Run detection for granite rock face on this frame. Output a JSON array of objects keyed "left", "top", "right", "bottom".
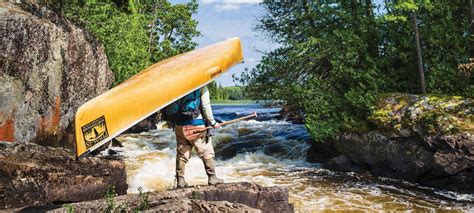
[
  {"left": 308, "top": 93, "right": 474, "bottom": 193},
  {"left": 0, "top": 142, "right": 128, "bottom": 210},
  {"left": 31, "top": 182, "right": 293, "bottom": 213},
  {"left": 0, "top": 3, "right": 114, "bottom": 148}
]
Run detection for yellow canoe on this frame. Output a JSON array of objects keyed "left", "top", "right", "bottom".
[{"left": 75, "top": 38, "right": 243, "bottom": 158}]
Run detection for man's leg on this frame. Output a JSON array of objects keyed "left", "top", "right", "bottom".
[
  {"left": 192, "top": 136, "right": 224, "bottom": 185},
  {"left": 175, "top": 126, "right": 192, "bottom": 188}
]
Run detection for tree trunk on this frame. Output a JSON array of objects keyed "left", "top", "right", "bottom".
[
  {"left": 411, "top": 11, "right": 427, "bottom": 94},
  {"left": 470, "top": 0, "right": 474, "bottom": 59},
  {"left": 366, "top": 0, "right": 377, "bottom": 57},
  {"left": 351, "top": 0, "right": 358, "bottom": 16},
  {"left": 147, "top": 2, "right": 158, "bottom": 54},
  {"left": 366, "top": 0, "right": 373, "bottom": 16}
]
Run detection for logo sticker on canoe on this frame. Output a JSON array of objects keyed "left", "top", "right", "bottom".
[
  {"left": 210, "top": 69, "right": 222, "bottom": 78},
  {"left": 81, "top": 116, "right": 109, "bottom": 149}
]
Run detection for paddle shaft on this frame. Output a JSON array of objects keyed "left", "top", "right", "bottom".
[
  {"left": 193, "top": 112, "right": 257, "bottom": 133},
  {"left": 213, "top": 112, "right": 257, "bottom": 128}
]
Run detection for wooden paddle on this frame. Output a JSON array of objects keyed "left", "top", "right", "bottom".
[
  {"left": 213, "top": 112, "right": 257, "bottom": 128},
  {"left": 184, "top": 112, "right": 257, "bottom": 139}
]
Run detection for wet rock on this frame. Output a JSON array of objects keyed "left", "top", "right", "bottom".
[
  {"left": 24, "top": 182, "right": 293, "bottom": 213},
  {"left": 309, "top": 93, "right": 474, "bottom": 193},
  {"left": 0, "top": 3, "right": 114, "bottom": 148},
  {"left": 238, "top": 127, "right": 257, "bottom": 136},
  {"left": 125, "top": 112, "right": 160, "bottom": 134},
  {"left": 277, "top": 105, "right": 305, "bottom": 124},
  {"left": 327, "top": 154, "right": 360, "bottom": 172},
  {"left": 216, "top": 141, "right": 262, "bottom": 160},
  {"left": 0, "top": 142, "right": 127, "bottom": 209},
  {"left": 312, "top": 132, "right": 474, "bottom": 193},
  {"left": 263, "top": 143, "right": 288, "bottom": 157}
]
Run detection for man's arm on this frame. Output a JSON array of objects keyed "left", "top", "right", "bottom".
[{"left": 201, "top": 86, "right": 220, "bottom": 128}]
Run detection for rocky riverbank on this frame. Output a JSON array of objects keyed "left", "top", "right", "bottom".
[
  {"left": 0, "top": 142, "right": 294, "bottom": 212},
  {"left": 11, "top": 181, "right": 293, "bottom": 212},
  {"left": 0, "top": 142, "right": 128, "bottom": 209},
  {"left": 307, "top": 93, "right": 473, "bottom": 193}
]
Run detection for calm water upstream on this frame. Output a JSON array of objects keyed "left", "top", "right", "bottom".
[{"left": 106, "top": 104, "right": 474, "bottom": 212}]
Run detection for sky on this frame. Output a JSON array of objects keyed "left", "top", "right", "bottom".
[
  {"left": 170, "top": 0, "right": 385, "bottom": 86},
  {"left": 170, "top": 0, "right": 272, "bottom": 86}
]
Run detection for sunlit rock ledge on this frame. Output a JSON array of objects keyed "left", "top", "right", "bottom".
[
  {"left": 0, "top": 142, "right": 128, "bottom": 210},
  {"left": 308, "top": 93, "right": 473, "bottom": 193},
  {"left": 15, "top": 182, "right": 293, "bottom": 213}
]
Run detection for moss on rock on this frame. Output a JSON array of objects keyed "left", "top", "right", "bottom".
[{"left": 369, "top": 93, "right": 473, "bottom": 135}]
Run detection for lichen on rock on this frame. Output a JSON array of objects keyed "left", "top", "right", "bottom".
[
  {"left": 0, "top": 2, "right": 114, "bottom": 148},
  {"left": 369, "top": 93, "right": 473, "bottom": 135}
]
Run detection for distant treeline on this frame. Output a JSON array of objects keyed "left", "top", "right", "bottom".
[{"left": 207, "top": 81, "right": 250, "bottom": 101}]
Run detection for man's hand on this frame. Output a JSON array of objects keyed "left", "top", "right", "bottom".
[{"left": 212, "top": 122, "right": 221, "bottom": 129}]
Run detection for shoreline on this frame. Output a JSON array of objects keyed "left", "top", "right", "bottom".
[{"left": 212, "top": 100, "right": 257, "bottom": 105}]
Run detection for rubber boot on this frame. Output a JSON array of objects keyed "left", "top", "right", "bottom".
[
  {"left": 176, "top": 159, "right": 188, "bottom": 188},
  {"left": 202, "top": 158, "right": 224, "bottom": 185}
]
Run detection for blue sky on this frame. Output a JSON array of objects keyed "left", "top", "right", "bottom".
[
  {"left": 170, "top": 0, "right": 385, "bottom": 86},
  {"left": 170, "top": 0, "right": 272, "bottom": 86}
]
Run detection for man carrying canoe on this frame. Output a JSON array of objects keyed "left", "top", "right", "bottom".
[{"left": 162, "top": 86, "right": 224, "bottom": 188}]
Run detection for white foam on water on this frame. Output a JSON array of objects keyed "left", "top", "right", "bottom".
[
  {"left": 125, "top": 150, "right": 213, "bottom": 193},
  {"left": 432, "top": 188, "right": 474, "bottom": 202},
  {"left": 127, "top": 155, "right": 175, "bottom": 193}
]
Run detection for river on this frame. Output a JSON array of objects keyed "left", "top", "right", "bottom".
[{"left": 106, "top": 104, "right": 474, "bottom": 212}]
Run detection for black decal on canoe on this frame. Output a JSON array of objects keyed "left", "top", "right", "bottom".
[
  {"left": 210, "top": 69, "right": 222, "bottom": 78},
  {"left": 81, "top": 115, "right": 109, "bottom": 149}
]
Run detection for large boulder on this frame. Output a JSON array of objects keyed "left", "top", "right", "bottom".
[
  {"left": 20, "top": 182, "right": 293, "bottom": 213},
  {"left": 308, "top": 93, "right": 474, "bottom": 193},
  {"left": 0, "top": 142, "right": 128, "bottom": 209},
  {"left": 0, "top": 3, "right": 114, "bottom": 148}
]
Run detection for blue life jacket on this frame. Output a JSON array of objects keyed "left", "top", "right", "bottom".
[{"left": 162, "top": 89, "right": 202, "bottom": 124}]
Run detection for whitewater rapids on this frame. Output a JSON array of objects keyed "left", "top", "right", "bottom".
[{"left": 104, "top": 104, "right": 473, "bottom": 212}]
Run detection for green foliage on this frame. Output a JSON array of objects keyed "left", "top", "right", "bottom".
[
  {"left": 240, "top": 1, "right": 473, "bottom": 141},
  {"left": 417, "top": 2, "right": 472, "bottom": 95},
  {"left": 104, "top": 185, "right": 116, "bottom": 213},
  {"left": 63, "top": 2, "right": 149, "bottom": 84},
  {"left": 135, "top": 186, "right": 150, "bottom": 211},
  {"left": 63, "top": 203, "right": 74, "bottom": 213},
  {"left": 61, "top": 0, "right": 200, "bottom": 85},
  {"left": 148, "top": 1, "right": 200, "bottom": 62}
]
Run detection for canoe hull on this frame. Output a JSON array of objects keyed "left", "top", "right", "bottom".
[{"left": 75, "top": 38, "right": 243, "bottom": 158}]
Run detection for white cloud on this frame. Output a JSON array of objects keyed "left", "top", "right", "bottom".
[
  {"left": 201, "top": 0, "right": 262, "bottom": 4},
  {"left": 200, "top": 0, "right": 262, "bottom": 11},
  {"left": 215, "top": 3, "right": 240, "bottom": 11}
]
